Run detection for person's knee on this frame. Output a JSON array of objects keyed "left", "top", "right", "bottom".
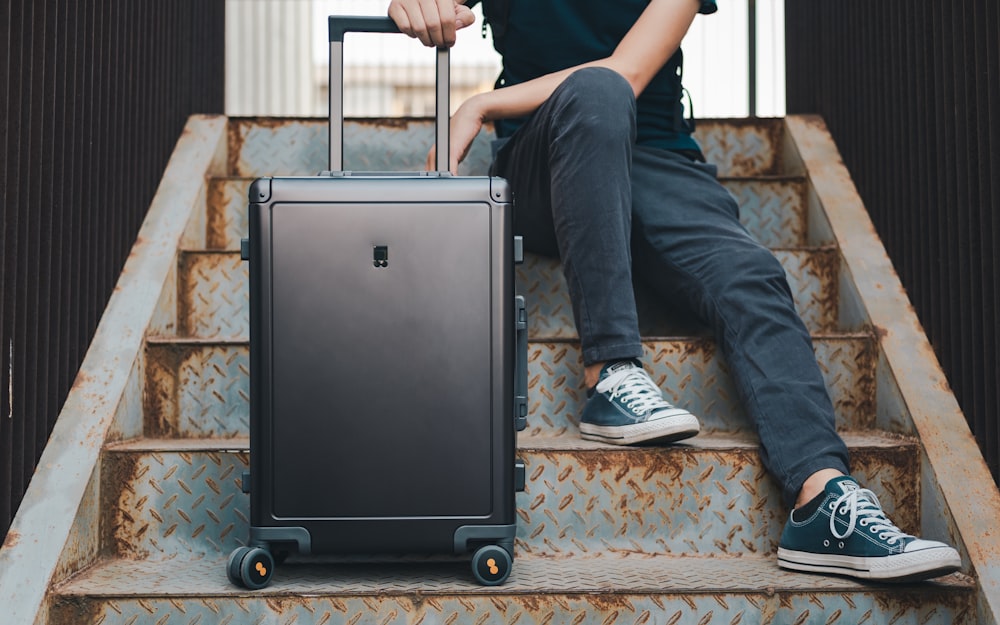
[
  {"left": 550, "top": 67, "right": 636, "bottom": 139},
  {"left": 563, "top": 66, "right": 634, "bottom": 99}
]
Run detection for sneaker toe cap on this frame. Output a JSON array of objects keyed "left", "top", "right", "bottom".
[{"left": 903, "top": 538, "right": 957, "bottom": 554}]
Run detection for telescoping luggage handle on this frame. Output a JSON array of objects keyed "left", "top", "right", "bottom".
[{"left": 328, "top": 16, "right": 450, "bottom": 173}]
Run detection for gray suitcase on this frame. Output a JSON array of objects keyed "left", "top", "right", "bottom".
[{"left": 227, "top": 16, "right": 527, "bottom": 589}]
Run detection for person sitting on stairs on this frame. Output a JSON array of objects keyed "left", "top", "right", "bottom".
[{"left": 387, "top": 0, "right": 962, "bottom": 582}]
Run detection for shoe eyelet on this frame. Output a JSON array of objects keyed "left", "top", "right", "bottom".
[
  {"left": 828, "top": 503, "right": 835, "bottom": 510},
  {"left": 838, "top": 542, "right": 845, "bottom": 549},
  {"left": 859, "top": 519, "right": 868, "bottom": 526},
  {"left": 823, "top": 540, "right": 830, "bottom": 547}
]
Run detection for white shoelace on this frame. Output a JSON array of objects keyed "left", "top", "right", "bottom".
[
  {"left": 829, "top": 487, "right": 913, "bottom": 544},
  {"left": 595, "top": 366, "right": 673, "bottom": 415}
]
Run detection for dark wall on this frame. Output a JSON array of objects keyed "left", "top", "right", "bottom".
[
  {"left": 786, "top": 1, "right": 1000, "bottom": 485},
  {"left": 0, "top": 0, "right": 225, "bottom": 541}
]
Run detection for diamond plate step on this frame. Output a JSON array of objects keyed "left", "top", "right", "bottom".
[
  {"left": 227, "top": 118, "right": 789, "bottom": 179},
  {"left": 101, "top": 432, "right": 914, "bottom": 560},
  {"left": 176, "top": 251, "right": 246, "bottom": 338},
  {"left": 48, "top": 554, "right": 976, "bottom": 625},
  {"left": 523, "top": 247, "right": 839, "bottom": 337},
  {"left": 142, "top": 335, "right": 876, "bottom": 439},
  {"left": 175, "top": 245, "right": 838, "bottom": 340},
  {"left": 205, "top": 175, "right": 809, "bottom": 251}
]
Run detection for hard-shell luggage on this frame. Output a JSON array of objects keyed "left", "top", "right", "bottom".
[{"left": 226, "top": 15, "right": 528, "bottom": 589}]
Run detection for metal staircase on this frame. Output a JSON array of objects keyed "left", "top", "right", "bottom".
[{"left": 2, "top": 115, "right": 998, "bottom": 625}]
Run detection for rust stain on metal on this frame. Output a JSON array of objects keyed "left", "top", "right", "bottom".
[
  {"left": 692, "top": 337, "right": 716, "bottom": 359},
  {"left": 851, "top": 446, "right": 920, "bottom": 532},
  {"left": 70, "top": 371, "right": 92, "bottom": 392},
  {"left": 702, "top": 119, "right": 784, "bottom": 176},
  {"left": 206, "top": 179, "right": 232, "bottom": 250},
  {"left": 230, "top": 116, "right": 308, "bottom": 131},
  {"left": 143, "top": 344, "right": 182, "bottom": 438},
  {"left": 532, "top": 448, "right": 703, "bottom": 487},
  {"left": 853, "top": 336, "right": 879, "bottom": 425},
  {"left": 353, "top": 117, "right": 417, "bottom": 130},
  {"left": 227, "top": 119, "right": 255, "bottom": 175},
  {"left": 100, "top": 452, "right": 148, "bottom": 560},
  {"left": 131, "top": 235, "right": 147, "bottom": 254},
  {"left": 2, "top": 529, "right": 19, "bottom": 549},
  {"left": 175, "top": 253, "right": 195, "bottom": 338},
  {"left": 872, "top": 583, "right": 977, "bottom": 615},
  {"left": 802, "top": 246, "right": 840, "bottom": 323},
  {"left": 48, "top": 597, "right": 102, "bottom": 625}
]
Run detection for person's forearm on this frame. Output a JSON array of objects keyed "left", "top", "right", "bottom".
[{"left": 469, "top": 0, "right": 700, "bottom": 124}]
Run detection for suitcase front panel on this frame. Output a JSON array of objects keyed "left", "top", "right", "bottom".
[{"left": 269, "top": 200, "right": 495, "bottom": 519}]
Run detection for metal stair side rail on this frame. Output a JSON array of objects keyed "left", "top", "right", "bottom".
[
  {"left": 786, "top": 114, "right": 1000, "bottom": 624},
  {"left": 0, "top": 116, "right": 229, "bottom": 625}
]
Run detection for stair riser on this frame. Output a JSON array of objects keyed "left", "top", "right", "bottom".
[
  {"left": 49, "top": 590, "right": 975, "bottom": 625},
  {"left": 143, "top": 338, "right": 876, "bottom": 439},
  {"left": 186, "top": 248, "right": 840, "bottom": 342},
  {"left": 227, "top": 118, "right": 787, "bottom": 179},
  {"left": 206, "top": 176, "right": 809, "bottom": 251},
  {"left": 177, "top": 245, "right": 838, "bottom": 340},
  {"left": 522, "top": 248, "right": 839, "bottom": 338},
  {"left": 102, "top": 446, "right": 916, "bottom": 560}
]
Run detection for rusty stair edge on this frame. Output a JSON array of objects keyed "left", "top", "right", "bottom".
[
  {"left": 785, "top": 114, "right": 1000, "bottom": 625},
  {"left": 0, "top": 115, "right": 230, "bottom": 625}
]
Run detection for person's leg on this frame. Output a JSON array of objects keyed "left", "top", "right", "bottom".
[
  {"left": 628, "top": 145, "right": 959, "bottom": 580},
  {"left": 492, "top": 67, "right": 641, "bottom": 367},
  {"left": 491, "top": 68, "right": 698, "bottom": 444},
  {"left": 629, "top": 146, "right": 849, "bottom": 500}
]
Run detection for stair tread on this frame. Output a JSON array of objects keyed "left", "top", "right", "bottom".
[
  {"left": 144, "top": 332, "right": 873, "bottom": 345},
  {"left": 208, "top": 173, "right": 811, "bottom": 183},
  {"left": 55, "top": 552, "right": 973, "bottom": 597},
  {"left": 182, "top": 243, "right": 831, "bottom": 254},
  {"left": 106, "top": 430, "right": 916, "bottom": 454},
  {"left": 226, "top": 118, "right": 791, "bottom": 178}
]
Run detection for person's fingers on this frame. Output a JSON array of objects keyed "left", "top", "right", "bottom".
[
  {"left": 454, "top": 4, "right": 475, "bottom": 30},
  {"left": 390, "top": 0, "right": 469, "bottom": 46},
  {"left": 435, "top": 0, "right": 457, "bottom": 46},
  {"left": 417, "top": 0, "right": 448, "bottom": 47},
  {"left": 387, "top": 2, "right": 412, "bottom": 36},
  {"left": 391, "top": 0, "right": 434, "bottom": 46},
  {"left": 407, "top": 5, "right": 433, "bottom": 47}
]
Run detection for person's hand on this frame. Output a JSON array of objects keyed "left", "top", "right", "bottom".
[
  {"left": 426, "top": 95, "right": 487, "bottom": 174},
  {"left": 388, "top": 0, "right": 475, "bottom": 48}
]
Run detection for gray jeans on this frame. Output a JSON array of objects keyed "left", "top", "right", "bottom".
[{"left": 491, "top": 67, "right": 850, "bottom": 505}]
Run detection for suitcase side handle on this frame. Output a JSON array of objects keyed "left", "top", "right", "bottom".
[
  {"left": 514, "top": 294, "right": 528, "bottom": 432},
  {"left": 328, "top": 15, "right": 450, "bottom": 174}
]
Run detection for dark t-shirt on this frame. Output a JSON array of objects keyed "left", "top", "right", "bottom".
[{"left": 471, "top": 0, "right": 718, "bottom": 152}]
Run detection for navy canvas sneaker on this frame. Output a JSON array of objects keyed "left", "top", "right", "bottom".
[
  {"left": 778, "top": 476, "right": 962, "bottom": 581},
  {"left": 579, "top": 359, "right": 700, "bottom": 445}
]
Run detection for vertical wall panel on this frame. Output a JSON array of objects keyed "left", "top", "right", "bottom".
[
  {"left": 787, "top": 0, "right": 1000, "bottom": 486},
  {"left": 0, "top": 0, "right": 225, "bottom": 542}
]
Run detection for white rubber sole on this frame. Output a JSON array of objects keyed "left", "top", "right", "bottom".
[
  {"left": 579, "top": 411, "right": 700, "bottom": 445},
  {"left": 777, "top": 545, "right": 962, "bottom": 582}
]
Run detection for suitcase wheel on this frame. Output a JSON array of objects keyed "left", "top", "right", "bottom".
[
  {"left": 226, "top": 546, "right": 251, "bottom": 586},
  {"left": 228, "top": 546, "right": 275, "bottom": 590},
  {"left": 470, "top": 544, "right": 513, "bottom": 586}
]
